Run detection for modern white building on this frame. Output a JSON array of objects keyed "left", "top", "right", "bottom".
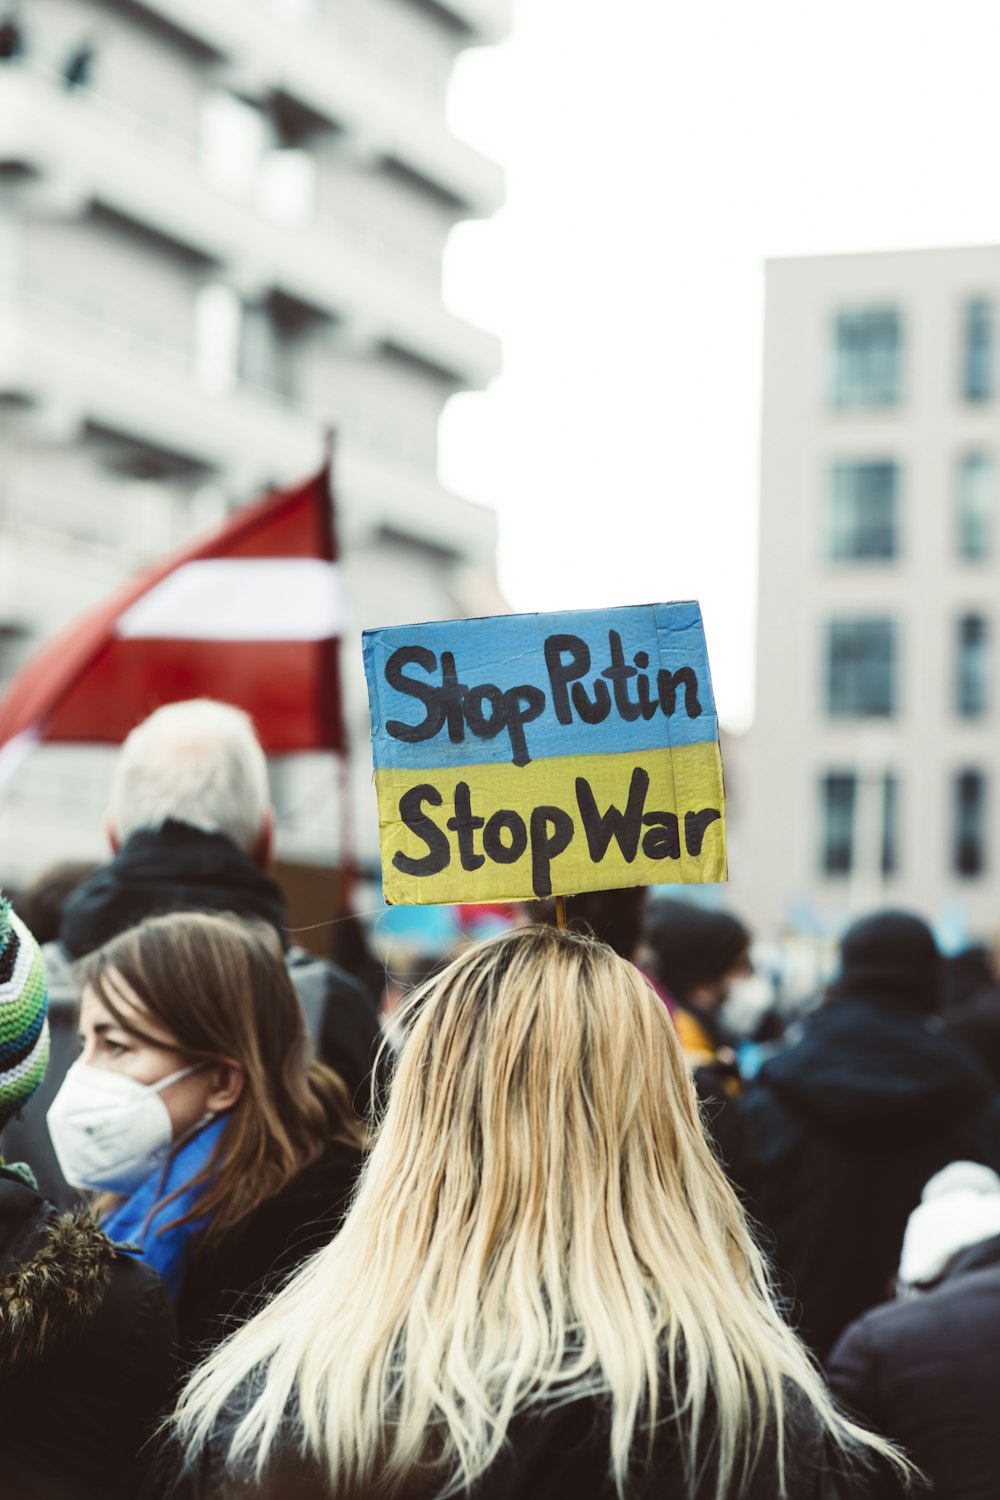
[
  {"left": 741, "top": 245, "right": 1000, "bottom": 940},
  {"left": 0, "top": 0, "right": 508, "bottom": 888}
]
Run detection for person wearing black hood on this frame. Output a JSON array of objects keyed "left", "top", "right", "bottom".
[
  {"left": 6, "top": 700, "right": 382, "bottom": 1205},
  {"left": 728, "top": 909, "right": 1000, "bottom": 1361},
  {"left": 0, "top": 895, "right": 176, "bottom": 1500},
  {"left": 645, "top": 899, "right": 754, "bottom": 1099}
]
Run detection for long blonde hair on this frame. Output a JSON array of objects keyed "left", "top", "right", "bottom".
[{"left": 175, "top": 924, "right": 899, "bottom": 1497}]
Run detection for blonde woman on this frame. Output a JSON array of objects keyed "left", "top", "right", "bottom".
[{"left": 169, "top": 924, "right": 904, "bottom": 1499}]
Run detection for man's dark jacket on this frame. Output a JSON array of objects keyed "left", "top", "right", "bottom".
[
  {"left": 727, "top": 996, "right": 1000, "bottom": 1358},
  {"left": 60, "top": 820, "right": 383, "bottom": 1093},
  {"left": 153, "top": 1373, "right": 863, "bottom": 1499},
  {"left": 1, "top": 822, "right": 383, "bottom": 1205},
  {"left": 827, "top": 1232, "right": 1000, "bottom": 1500},
  {"left": 0, "top": 1165, "right": 176, "bottom": 1500}
]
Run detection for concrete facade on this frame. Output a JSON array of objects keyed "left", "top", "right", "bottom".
[
  {"left": 740, "top": 246, "right": 1000, "bottom": 940},
  {"left": 0, "top": 0, "right": 509, "bottom": 887}
]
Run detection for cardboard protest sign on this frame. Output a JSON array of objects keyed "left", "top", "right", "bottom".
[{"left": 363, "top": 602, "right": 726, "bottom": 906}]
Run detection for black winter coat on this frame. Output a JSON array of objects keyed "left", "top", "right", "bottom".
[
  {"left": 0, "top": 1166, "right": 176, "bottom": 1500},
  {"left": 59, "top": 822, "right": 383, "bottom": 1107},
  {"left": 727, "top": 997, "right": 1000, "bottom": 1358},
  {"left": 176, "top": 1141, "right": 362, "bottom": 1363},
  {"left": 827, "top": 1233, "right": 1000, "bottom": 1500},
  {"left": 157, "top": 1378, "right": 862, "bottom": 1500}
]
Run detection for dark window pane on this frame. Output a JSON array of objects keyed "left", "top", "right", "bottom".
[
  {"left": 957, "top": 453, "right": 993, "bottom": 560},
  {"left": 954, "top": 770, "right": 987, "bottom": 876},
  {"left": 957, "top": 614, "right": 990, "bottom": 718},
  {"left": 964, "top": 299, "right": 994, "bottom": 403},
  {"left": 821, "top": 773, "right": 856, "bottom": 875},
  {"left": 826, "top": 619, "right": 897, "bottom": 717},
  {"left": 829, "top": 461, "right": 899, "bottom": 560},
  {"left": 832, "top": 309, "right": 902, "bottom": 408},
  {"left": 882, "top": 772, "right": 900, "bottom": 877}
]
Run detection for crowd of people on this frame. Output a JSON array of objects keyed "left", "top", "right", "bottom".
[{"left": 3, "top": 697, "right": 1000, "bottom": 1497}]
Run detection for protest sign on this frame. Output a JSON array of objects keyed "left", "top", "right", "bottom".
[{"left": 363, "top": 602, "right": 726, "bottom": 905}]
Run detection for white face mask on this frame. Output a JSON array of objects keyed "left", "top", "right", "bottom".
[
  {"left": 720, "top": 974, "right": 774, "bottom": 1038},
  {"left": 47, "top": 1060, "right": 200, "bottom": 1194}
]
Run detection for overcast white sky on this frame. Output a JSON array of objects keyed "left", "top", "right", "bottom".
[{"left": 439, "top": 0, "right": 1000, "bottom": 732}]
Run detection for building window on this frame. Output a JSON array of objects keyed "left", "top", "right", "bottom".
[
  {"left": 954, "top": 770, "right": 987, "bottom": 876},
  {"left": 820, "top": 773, "right": 856, "bottom": 874},
  {"left": 963, "top": 298, "right": 994, "bottom": 403},
  {"left": 832, "top": 308, "right": 902, "bottom": 408},
  {"left": 882, "top": 772, "right": 900, "bottom": 877},
  {"left": 819, "top": 771, "right": 899, "bottom": 877},
  {"left": 957, "top": 453, "right": 994, "bottom": 560},
  {"left": 828, "top": 461, "right": 899, "bottom": 560},
  {"left": 956, "top": 614, "right": 990, "bottom": 718},
  {"left": 826, "top": 619, "right": 897, "bottom": 717}
]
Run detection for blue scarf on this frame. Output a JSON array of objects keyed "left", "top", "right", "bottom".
[{"left": 101, "top": 1112, "right": 229, "bottom": 1299}]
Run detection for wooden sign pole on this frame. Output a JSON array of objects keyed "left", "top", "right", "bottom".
[{"left": 555, "top": 895, "right": 567, "bottom": 930}]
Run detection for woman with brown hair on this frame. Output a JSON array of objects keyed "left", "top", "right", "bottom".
[{"left": 45, "top": 910, "right": 365, "bottom": 1357}]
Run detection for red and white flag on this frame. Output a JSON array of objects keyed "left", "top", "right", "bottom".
[{"left": 0, "top": 461, "right": 345, "bottom": 787}]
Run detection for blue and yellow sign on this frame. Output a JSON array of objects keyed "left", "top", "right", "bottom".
[{"left": 363, "top": 602, "right": 727, "bottom": 905}]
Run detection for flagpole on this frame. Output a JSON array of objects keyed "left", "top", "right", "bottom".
[{"left": 324, "top": 427, "right": 357, "bottom": 922}]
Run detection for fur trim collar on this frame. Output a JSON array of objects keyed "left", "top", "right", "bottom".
[{"left": 0, "top": 1171, "right": 115, "bottom": 1372}]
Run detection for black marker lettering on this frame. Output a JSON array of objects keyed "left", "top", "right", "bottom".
[
  {"left": 529, "top": 806, "right": 574, "bottom": 898},
  {"left": 439, "top": 652, "right": 470, "bottom": 744},
  {"left": 634, "top": 666, "right": 659, "bottom": 721},
  {"left": 571, "top": 678, "right": 612, "bottom": 724},
  {"left": 684, "top": 808, "right": 721, "bottom": 856},
  {"left": 641, "top": 813, "right": 681, "bottom": 860},
  {"left": 544, "top": 634, "right": 591, "bottom": 724},
  {"left": 575, "top": 767, "right": 648, "bottom": 862},
  {"left": 384, "top": 646, "right": 444, "bottom": 743},
  {"left": 463, "top": 683, "right": 505, "bottom": 741},
  {"left": 499, "top": 685, "right": 546, "bottom": 768},
  {"left": 446, "top": 781, "right": 485, "bottom": 871},
  {"left": 657, "top": 667, "right": 702, "bottom": 719},
  {"left": 393, "top": 785, "right": 450, "bottom": 876},
  {"left": 482, "top": 808, "right": 528, "bottom": 865},
  {"left": 600, "top": 630, "right": 641, "bottom": 722}
]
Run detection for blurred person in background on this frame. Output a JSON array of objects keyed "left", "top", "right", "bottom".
[
  {"left": 531, "top": 886, "right": 646, "bottom": 960},
  {"left": 942, "top": 942, "right": 1000, "bottom": 1089},
  {"left": 46, "top": 910, "right": 364, "bottom": 1362},
  {"left": 378, "top": 948, "right": 450, "bottom": 1051},
  {"left": 16, "top": 861, "right": 101, "bottom": 946},
  {"left": 941, "top": 943, "right": 999, "bottom": 1014},
  {"left": 0, "top": 894, "right": 175, "bottom": 1500},
  {"left": 729, "top": 909, "right": 1000, "bottom": 1360},
  {"left": 2, "top": 859, "right": 99, "bottom": 1205},
  {"left": 328, "top": 907, "right": 386, "bottom": 1013},
  {"left": 163, "top": 925, "right": 904, "bottom": 1500},
  {"left": 9, "top": 700, "right": 381, "bottom": 1201},
  {"left": 828, "top": 1160, "right": 1000, "bottom": 1499},
  {"left": 645, "top": 900, "right": 757, "bottom": 1100},
  {"left": 59, "top": 700, "right": 380, "bottom": 1097},
  {"left": 0, "top": 7, "right": 23, "bottom": 62}
]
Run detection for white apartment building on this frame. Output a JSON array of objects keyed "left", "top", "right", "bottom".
[
  {"left": 741, "top": 246, "right": 1000, "bottom": 940},
  {"left": 0, "top": 0, "right": 508, "bottom": 887}
]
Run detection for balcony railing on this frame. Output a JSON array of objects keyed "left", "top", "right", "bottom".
[{"left": 0, "top": 67, "right": 499, "bottom": 389}]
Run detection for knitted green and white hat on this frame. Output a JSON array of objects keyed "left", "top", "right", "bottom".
[{"left": 0, "top": 896, "right": 49, "bottom": 1119}]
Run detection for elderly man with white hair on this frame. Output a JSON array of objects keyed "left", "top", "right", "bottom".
[{"left": 4, "top": 700, "right": 381, "bottom": 1204}]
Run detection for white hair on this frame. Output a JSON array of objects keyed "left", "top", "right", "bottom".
[{"left": 108, "top": 700, "right": 270, "bottom": 855}]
